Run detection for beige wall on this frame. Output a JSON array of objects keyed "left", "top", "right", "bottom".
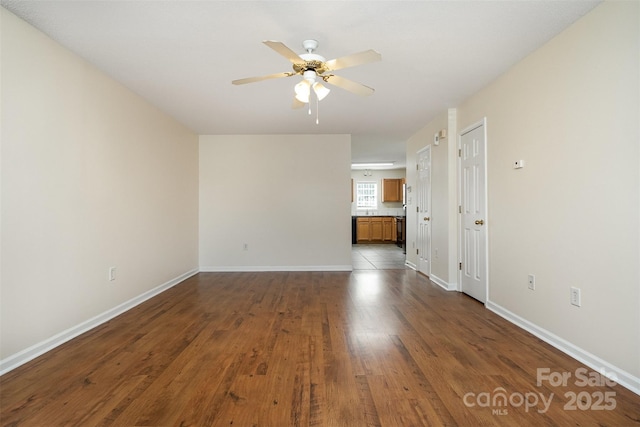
[
  {"left": 406, "top": 1, "right": 639, "bottom": 385},
  {"left": 460, "top": 0, "right": 639, "bottom": 379},
  {"left": 199, "top": 134, "right": 352, "bottom": 270},
  {"left": 1, "top": 9, "right": 199, "bottom": 362}
]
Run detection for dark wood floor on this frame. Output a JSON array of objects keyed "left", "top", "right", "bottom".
[{"left": 1, "top": 270, "right": 639, "bottom": 426}]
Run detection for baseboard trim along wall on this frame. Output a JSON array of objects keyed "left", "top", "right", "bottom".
[
  {"left": 0, "top": 268, "right": 199, "bottom": 376},
  {"left": 486, "top": 300, "right": 640, "bottom": 396},
  {"left": 430, "top": 274, "right": 457, "bottom": 291},
  {"left": 200, "top": 265, "right": 353, "bottom": 272}
]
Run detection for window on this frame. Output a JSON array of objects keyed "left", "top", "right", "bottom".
[{"left": 356, "top": 181, "right": 377, "bottom": 209}]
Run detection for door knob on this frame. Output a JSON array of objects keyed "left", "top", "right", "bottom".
[
  {"left": 475, "top": 219, "right": 484, "bottom": 225},
  {"left": 424, "top": 217, "right": 430, "bottom": 221}
]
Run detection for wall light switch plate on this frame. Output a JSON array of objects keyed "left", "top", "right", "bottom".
[{"left": 570, "top": 287, "right": 581, "bottom": 307}]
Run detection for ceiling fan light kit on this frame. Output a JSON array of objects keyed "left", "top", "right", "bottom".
[
  {"left": 232, "top": 39, "right": 381, "bottom": 123},
  {"left": 294, "top": 80, "right": 311, "bottom": 103}
]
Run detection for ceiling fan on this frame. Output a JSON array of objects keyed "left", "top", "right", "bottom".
[{"left": 232, "top": 39, "right": 381, "bottom": 109}]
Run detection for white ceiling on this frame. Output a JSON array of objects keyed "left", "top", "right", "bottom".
[{"left": 1, "top": 0, "right": 600, "bottom": 169}]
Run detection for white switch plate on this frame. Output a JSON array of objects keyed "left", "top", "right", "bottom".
[
  {"left": 108, "top": 267, "right": 116, "bottom": 281},
  {"left": 528, "top": 274, "right": 535, "bottom": 290},
  {"left": 570, "top": 287, "right": 581, "bottom": 307},
  {"left": 514, "top": 160, "right": 525, "bottom": 169}
]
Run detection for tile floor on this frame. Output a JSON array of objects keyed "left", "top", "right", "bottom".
[{"left": 351, "top": 243, "right": 409, "bottom": 270}]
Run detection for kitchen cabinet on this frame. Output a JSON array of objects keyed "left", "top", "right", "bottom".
[
  {"left": 371, "top": 217, "right": 383, "bottom": 241},
  {"left": 357, "top": 218, "right": 371, "bottom": 242},
  {"left": 357, "top": 217, "right": 396, "bottom": 242},
  {"left": 381, "top": 178, "right": 403, "bottom": 202},
  {"left": 382, "top": 217, "right": 394, "bottom": 241},
  {"left": 390, "top": 218, "right": 398, "bottom": 242}
]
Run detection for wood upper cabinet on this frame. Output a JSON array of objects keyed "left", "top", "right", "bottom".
[{"left": 381, "top": 178, "right": 403, "bottom": 202}]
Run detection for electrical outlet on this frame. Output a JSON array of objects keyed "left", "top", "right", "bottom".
[
  {"left": 108, "top": 267, "right": 116, "bottom": 282},
  {"left": 528, "top": 274, "right": 535, "bottom": 290},
  {"left": 570, "top": 287, "right": 581, "bottom": 307}
]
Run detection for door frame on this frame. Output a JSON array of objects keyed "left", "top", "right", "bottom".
[
  {"left": 416, "top": 145, "right": 432, "bottom": 277},
  {"left": 457, "top": 118, "right": 489, "bottom": 302}
]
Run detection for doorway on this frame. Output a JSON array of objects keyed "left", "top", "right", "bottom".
[
  {"left": 459, "top": 120, "right": 488, "bottom": 303},
  {"left": 416, "top": 146, "right": 432, "bottom": 277}
]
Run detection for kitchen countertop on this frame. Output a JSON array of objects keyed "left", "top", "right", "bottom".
[{"left": 352, "top": 215, "right": 405, "bottom": 218}]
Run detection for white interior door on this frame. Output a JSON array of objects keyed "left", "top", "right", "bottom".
[
  {"left": 460, "top": 122, "right": 487, "bottom": 302},
  {"left": 417, "top": 146, "right": 431, "bottom": 276}
]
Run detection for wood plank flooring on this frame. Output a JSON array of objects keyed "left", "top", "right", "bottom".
[{"left": 1, "top": 270, "right": 639, "bottom": 426}]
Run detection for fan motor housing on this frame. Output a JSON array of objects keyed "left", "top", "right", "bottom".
[
  {"left": 294, "top": 52, "right": 328, "bottom": 75},
  {"left": 294, "top": 60, "right": 327, "bottom": 75}
]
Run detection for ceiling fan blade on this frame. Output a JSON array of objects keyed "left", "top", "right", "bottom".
[
  {"left": 325, "top": 49, "right": 381, "bottom": 72},
  {"left": 323, "top": 74, "right": 375, "bottom": 96},
  {"left": 232, "top": 72, "right": 294, "bottom": 85},
  {"left": 263, "top": 40, "right": 305, "bottom": 65}
]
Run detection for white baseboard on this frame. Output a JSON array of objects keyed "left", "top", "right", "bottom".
[
  {"left": 200, "top": 265, "right": 353, "bottom": 272},
  {"left": 486, "top": 300, "right": 640, "bottom": 396},
  {"left": 0, "top": 268, "right": 199, "bottom": 376},
  {"left": 405, "top": 260, "right": 417, "bottom": 270},
  {"left": 430, "top": 274, "right": 457, "bottom": 291}
]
